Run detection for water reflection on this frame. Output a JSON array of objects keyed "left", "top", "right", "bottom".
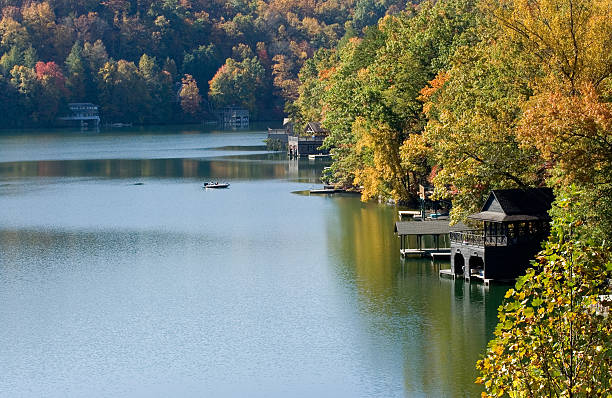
[
  {"left": 0, "top": 154, "right": 326, "bottom": 182},
  {"left": 325, "top": 196, "right": 506, "bottom": 397}
]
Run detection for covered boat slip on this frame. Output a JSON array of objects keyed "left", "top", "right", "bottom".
[
  {"left": 448, "top": 188, "right": 554, "bottom": 284},
  {"left": 394, "top": 220, "right": 466, "bottom": 259}
]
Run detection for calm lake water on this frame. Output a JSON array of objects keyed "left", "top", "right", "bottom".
[{"left": 0, "top": 126, "right": 508, "bottom": 397}]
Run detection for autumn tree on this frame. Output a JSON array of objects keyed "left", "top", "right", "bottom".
[
  {"left": 179, "top": 73, "right": 201, "bottom": 117},
  {"left": 34, "top": 61, "right": 68, "bottom": 124},
  {"left": 424, "top": 0, "right": 612, "bottom": 393},
  {"left": 272, "top": 54, "right": 299, "bottom": 102},
  {"left": 294, "top": 0, "right": 480, "bottom": 201},
  {"left": 0, "top": 16, "right": 31, "bottom": 53},
  {"left": 9, "top": 64, "right": 40, "bottom": 123},
  {"left": 0, "top": 0, "right": 409, "bottom": 127},
  {"left": 208, "top": 56, "right": 265, "bottom": 116},
  {"left": 22, "top": 1, "right": 72, "bottom": 61},
  {"left": 495, "top": 0, "right": 612, "bottom": 239},
  {"left": 480, "top": 0, "right": 612, "bottom": 93},
  {"left": 421, "top": 41, "right": 545, "bottom": 220}
]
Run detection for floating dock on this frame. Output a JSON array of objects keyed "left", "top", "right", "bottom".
[
  {"left": 400, "top": 248, "right": 452, "bottom": 258},
  {"left": 308, "top": 154, "right": 331, "bottom": 160},
  {"left": 310, "top": 188, "right": 338, "bottom": 194},
  {"left": 309, "top": 186, "right": 361, "bottom": 195}
]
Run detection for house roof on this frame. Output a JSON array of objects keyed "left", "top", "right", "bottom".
[
  {"left": 468, "top": 188, "right": 554, "bottom": 222},
  {"left": 394, "top": 220, "right": 467, "bottom": 236},
  {"left": 306, "top": 122, "right": 328, "bottom": 134}
]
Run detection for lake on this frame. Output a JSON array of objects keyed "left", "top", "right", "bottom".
[{"left": 0, "top": 125, "right": 507, "bottom": 397}]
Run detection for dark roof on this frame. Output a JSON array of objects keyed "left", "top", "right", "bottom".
[
  {"left": 394, "top": 220, "right": 467, "bottom": 236},
  {"left": 306, "top": 122, "right": 328, "bottom": 134},
  {"left": 468, "top": 188, "right": 554, "bottom": 222}
]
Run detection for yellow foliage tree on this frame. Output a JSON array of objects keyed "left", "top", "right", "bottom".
[
  {"left": 352, "top": 117, "right": 411, "bottom": 201},
  {"left": 480, "top": 0, "right": 612, "bottom": 91},
  {"left": 180, "top": 74, "right": 201, "bottom": 117}
]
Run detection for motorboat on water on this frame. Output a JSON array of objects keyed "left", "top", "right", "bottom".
[{"left": 203, "top": 182, "right": 230, "bottom": 189}]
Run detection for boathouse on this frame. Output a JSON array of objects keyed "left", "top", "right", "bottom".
[
  {"left": 449, "top": 188, "right": 554, "bottom": 283},
  {"left": 304, "top": 122, "right": 328, "bottom": 136},
  {"left": 58, "top": 103, "right": 100, "bottom": 128},
  {"left": 267, "top": 118, "right": 293, "bottom": 150},
  {"left": 288, "top": 135, "right": 328, "bottom": 157},
  {"left": 287, "top": 121, "right": 329, "bottom": 157},
  {"left": 217, "top": 106, "right": 249, "bottom": 129}
]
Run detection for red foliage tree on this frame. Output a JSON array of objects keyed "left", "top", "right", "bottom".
[{"left": 35, "top": 61, "right": 68, "bottom": 94}]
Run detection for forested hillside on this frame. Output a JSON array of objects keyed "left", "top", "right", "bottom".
[
  {"left": 292, "top": 0, "right": 612, "bottom": 394},
  {"left": 0, "top": 0, "right": 408, "bottom": 126}
]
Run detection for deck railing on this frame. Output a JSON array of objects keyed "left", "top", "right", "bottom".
[
  {"left": 449, "top": 230, "right": 508, "bottom": 247},
  {"left": 288, "top": 135, "right": 326, "bottom": 142}
]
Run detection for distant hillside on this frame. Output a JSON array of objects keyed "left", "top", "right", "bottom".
[{"left": 0, "top": 0, "right": 409, "bottom": 126}]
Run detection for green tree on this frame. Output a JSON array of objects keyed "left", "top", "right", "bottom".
[
  {"left": 98, "top": 59, "right": 150, "bottom": 123},
  {"left": 0, "top": 46, "right": 23, "bottom": 74},
  {"left": 139, "top": 53, "right": 175, "bottom": 122},
  {"left": 352, "top": 0, "right": 385, "bottom": 31},
  {"left": 82, "top": 40, "right": 108, "bottom": 100},
  {"left": 294, "top": 0, "right": 480, "bottom": 200},
  {"left": 0, "top": 45, "right": 37, "bottom": 75},
  {"left": 208, "top": 56, "right": 265, "bottom": 116},
  {"left": 65, "top": 41, "right": 86, "bottom": 100},
  {"left": 82, "top": 40, "right": 109, "bottom": 73},
  {"left": 0, "top": 74, "right": 25, "bottom": 126},
  {"left": 182, "top": 44, "right": 222, "bottom": 94},
  {"left": 138, "top": 53, "right": 158, "bottom": 83}
]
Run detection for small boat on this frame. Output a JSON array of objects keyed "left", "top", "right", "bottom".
[
  {"left": 203, "top": 182, "right": 230, "bottom": 189},
  {"left": 308, "top": 154, "right": 331, "bottom": 160},
  {"left": 110, "top": 122, "right": 132, "bottom": 128}
]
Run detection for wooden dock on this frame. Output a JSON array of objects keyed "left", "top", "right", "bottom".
[
  {"left": 394, "top": 220, "right": 465, "bottom": 260},
  {"left": 401, "top": 248, "right": 451, "bottom": 259}
]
